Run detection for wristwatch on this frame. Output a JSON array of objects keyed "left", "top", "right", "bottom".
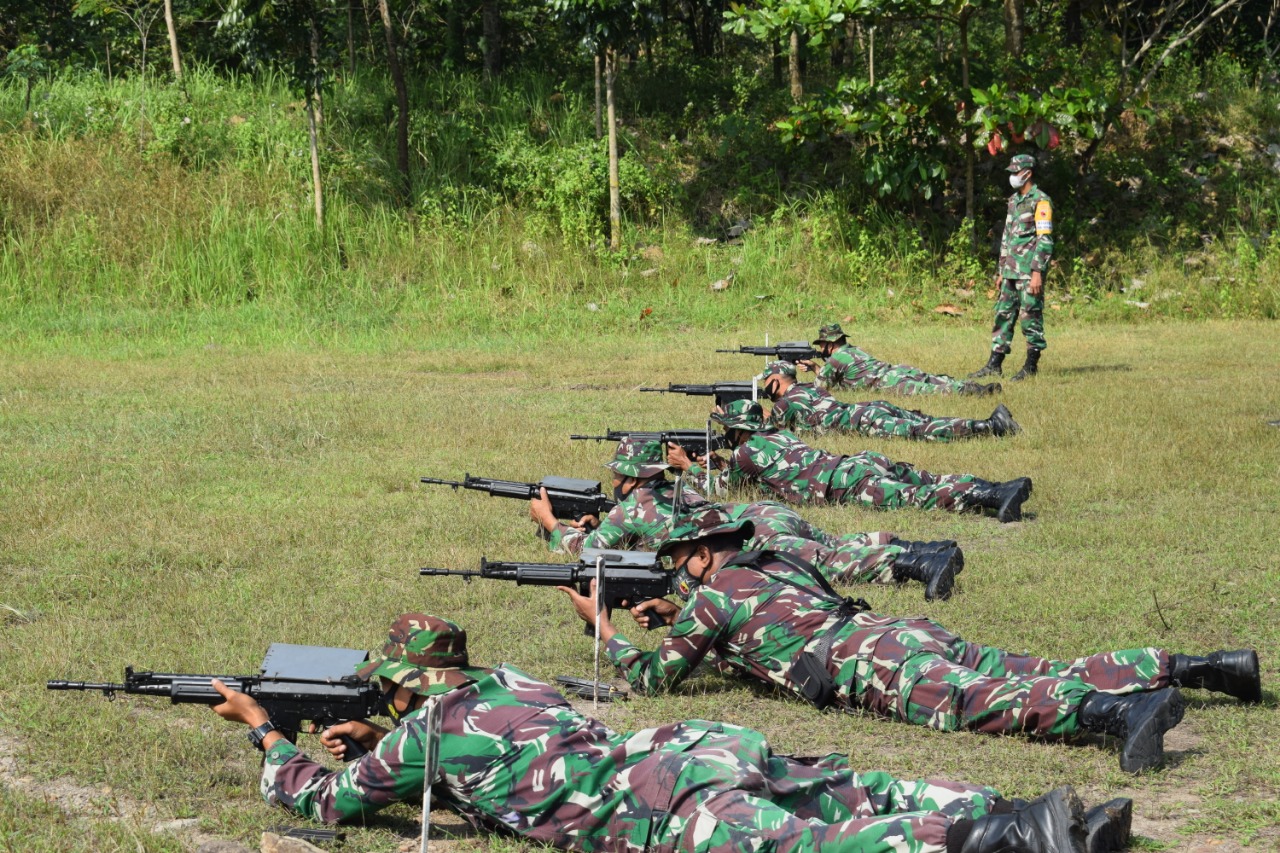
[{"left": 247, "top": 721, "right": 277, "bottom": 751}]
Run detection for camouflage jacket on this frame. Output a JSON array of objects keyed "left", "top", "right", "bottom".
[
  {"left": 549, "top": 480, "right": 706, "bottom": 556},
  {"left": 260, "top": 663, "right": 788, "bottom": 849},
  {"left": 720, "top": 500, "right": 833, "bottom": 548},
  {"left": 998, "top": 184, "right": 1053, "bottom": 278},
  {"left": 765, "top": 383, "right": 854, "bottom": 433},
  {"left": 814, "top": 345, "right": 888, "bottom": 391},
  {"left": 608, "top": 550, "right": 902, "bottom": 705},
  {"left": 689, "top": 429, "right": 841, "bottom": 505}
]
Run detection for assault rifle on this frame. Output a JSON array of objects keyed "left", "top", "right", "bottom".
[
  {"left": 420, "top": 474, "right": 616, "bottom": 522},
  {"left": 48, "top": 644, "right": 381, "bottom": 759},
  {"left": 716, "top": 341, "right": 822, "bottom": 363},
  {"left": 421, "top": 548, "right": 673, "bottom": 633},
  {"left": 638, "top": 381, "right": 756, "bottom": 406},
  {"left": 569, "top": 428, "right": 729, "bottom": 456}
]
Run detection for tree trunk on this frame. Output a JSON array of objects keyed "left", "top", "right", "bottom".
[
  {"left": 594, "top": 52, "right": 603, "bottom": 140},
  {"left": 446, "top": 1, "right": 465, "bottom": 67},
  {"left": 1003, "top": 0, "right": 1024, "bottom": 58},
  {"left": 1063, "top": 0, "right": 1082, "bottom": 46},
  {"left": 771, "top": 38, "right": 782, "bottom": 88},
  {"left": 307, "top": 89, "right": 325, "bottom": 228},
  {"left": 377, "top": 0, "right": 410, "bottom": 195},
  {"left": 868, "top": 24, "right": 875, "bottom": 85},
  {"left": 959, "top": 10, "right": 975, "bottom": 245},
  {"left": 347, "top": 0, "right": 356, "bottom": 75},
  {"left": 606, "top": 47, "right": 621, "bottom": 252},
  {"left": 310, "top": 17, "right": 324, "bottom": 126},
  {"left": 789, "top": 28, "right": 802, "bottom": 102},
  {"left": 482, "top": 0, "right": 501, "bottom": 76},
  {"left": 163, "top": 0, "right": 182, "bottom": 80}
]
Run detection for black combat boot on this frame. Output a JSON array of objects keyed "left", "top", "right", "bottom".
[
  {"left": 950, "top": 786, "right": 1087, "bottom": 853},
  {"left": 1078, "top": 688, "right": 1185, "bottom": 773},
  {"left": 965, "top": 477, "right": 1032, "bottom": 522},
  {"left": 1083, "top": 798, "right": 1132, "bottom": 853},
  {"left": 974, "top": 403, "right": 1021, "bottom": 437},
  {"left": 968, "top": 351, "right": 1005, "bottom": 379},
  {"left": 960, "top": 380, "right": 1003, "bottom": 396},
  {"left": 1170, "top": 649, "right": 1262, "bottom": 703},
  {"left": 1011, "top": 348, "right": 1042, "bottom": 381},
  {"left": 891, "top": 542, "right": 963, "bottom": 601}
]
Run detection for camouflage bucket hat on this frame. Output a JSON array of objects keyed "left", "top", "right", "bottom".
[
  {"left": 1007, "top": 153, "right": 1037, "bottom": 172},
  {"left": 812, "top": 322, "right": 848, "bottom": 345},
  {"left": 710, "top": 399, "right": 765, "bottom": 431},
  {"left": 356, "top": 613, "right": 477, "bottom": 697},
  {"left": 756, "top": 360, "right": 797, "bottom": 381},
  {"left": 657, "top": 504, "right": 755, "bottom": 561},
  {"left": 605, "top": 436, "right": 670, "bottom": 478}
]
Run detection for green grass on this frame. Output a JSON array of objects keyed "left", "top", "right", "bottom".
[{"left": 1, "top": 315, "right": 1277, "bottom": 851}]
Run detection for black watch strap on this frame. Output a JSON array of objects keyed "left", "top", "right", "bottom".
[{"left": 247, "top": 721, "right": 277, "bottom": 751}]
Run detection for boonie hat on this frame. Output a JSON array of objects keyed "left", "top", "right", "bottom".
[
  {"left": 657, "top": 504, "right": 755, "bottom": 561},
  {"left": 1007, "top": 153, "right": 1036, "bottom": 172},
  {"left": 812, "top": 323, "right": 848, "bottom": 345},
  {"left": 604, "top": 436, "right": 670, "bottom": 478},
  {"left": 710, "top": 399, "right": 765, "bottom": 432},
  {"left": 356, "top": 613, "right": 478, "bottom": 697},
  {"left": 756, "top": 360, "right": 798, "bottom": 381}
]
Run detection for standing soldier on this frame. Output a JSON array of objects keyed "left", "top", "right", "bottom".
[{"left": 971, "top": 153, "right": 1054, "bottom": 381}]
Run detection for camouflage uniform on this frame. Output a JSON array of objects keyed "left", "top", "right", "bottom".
[
  {"left": 992, "top": 156, "right": 1053, "bottom": 355},
  {"left": 608, "top": 554, "right": 1173, "bottom": 738},
  {"left": 690, "top": 428, "right": 980, "bottom": 513},
  {"left": 548, "top": 479, "right": 707, "bottom": 556},
  {"left": 261, "top": 614, "right": 1004, "bottom": 853},
  {"left": 767, "top": 381, "right": 984, "bottom": 442},
  {"left": 815, "top": 346, "right": 969, "bottom": 397}
]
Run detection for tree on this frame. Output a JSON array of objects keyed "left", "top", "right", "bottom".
[
  {"left": 376, "top": 0, "right": 410, "bottom": 194},
  {"left": 3, "top": 44, "right": 49, "bottom": 112},
  {"left": 163, "top": 0, "right": 181, "bottom": 78}
]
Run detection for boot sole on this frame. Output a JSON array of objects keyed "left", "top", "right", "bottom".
[
  {"left": 1219, "top": 649, "right": 1263, "bottom": 703},
  {"left": 1032, "top": 786, "right": 1089, "bottom": 853},
  {"left": 924, "top": 548, "right": 960, "bottom": 602},
  {"left": 1119, "top": 689, "right": 1186, "bottom": 773},
  {"left": 1085, "top": 798, "right": 1133, "bottom": 853},
  {"left": 997, "top": 477, "right": 1034, "bottom": 523}
]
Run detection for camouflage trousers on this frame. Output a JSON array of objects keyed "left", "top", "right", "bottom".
[
  {"left": 826, "top": 452, "right": 978, "bottom": 512},
  {"left": 861, "top": 367, "right": 967, "bottom": 397},
  {"left": 652, "top": 723, "right": 1000, "bottom": 853},
  {"left": 991, "top": 276, "right": 1047, "bottom": 353},
  {"left": 837, "top": 614, "right": 1169, "bottom": 736},
  {"left": 838, "top": 401, "right": 981, "bottom": 442},
  {"left": 762, "top": 532, "right": 904, "bottom": 586}
]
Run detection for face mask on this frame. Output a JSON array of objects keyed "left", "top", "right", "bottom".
[
  {"left": 383, "top": 685, "right": 402, "bottom": 723},
  {"left": 613, "top": 483, "right": 628, "bottom": 504},
  {"left": 673, "top": 566, "right": 701, "bottom": 601},
  {"left": 1010, "top": 171, "right": 1030, "bottom": 189}
]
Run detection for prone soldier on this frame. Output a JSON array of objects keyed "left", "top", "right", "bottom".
[
  {"left": 799, "top": 323, "right": 1000, "bottom": 397},
  {"left": 532, "top": 436, "right": 963, "bottom": 600},
  {"left": 758, "top": 360, "right": 1020, "bottom": 441},
  {"left": 667, "top": 399, "right": 1033, "bottom": 522},
  {"left": 558, "top": 509, "right": 1262, "bottom": 774},
  {"left": 208, "top": 612, "right": 1135, "bottom": 853}
]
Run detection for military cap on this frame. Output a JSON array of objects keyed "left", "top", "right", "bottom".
[
  {"left": 1007, "top": 153, "right": 1037, "bottom": 172},
  {"left": 657, "top": 504, "right": 755, "bottom": 561},
  {"left": 812, "top": 323, "right": 848, "bottom": 345},
  {"left": 756, "top": 360, "right": 797, "bottom": 381},
  {"left": 605, "top": 437, "right": 670, "bottom": 479},
  {"left": 711, "top": 399, "right": 765, "bottom": 431},
  {"left": 356, "top": 613, "right": 478, "bottom": 697}
]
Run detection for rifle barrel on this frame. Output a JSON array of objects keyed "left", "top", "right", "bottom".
[
  {"left": 46, "top": 680, "right": 124, "bottom": 692},
  {"left": 419, "top": 568, "right": 483, "bottom": 578},
  {"left": 419, "top": 477, "right": 464, "bottom": 488}
]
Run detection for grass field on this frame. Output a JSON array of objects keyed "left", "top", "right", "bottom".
[{"left": 1, "top": 315, "right": 1278, "bottom": 852}]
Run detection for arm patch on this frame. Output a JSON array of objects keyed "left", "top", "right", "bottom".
[{"left": 1035, "top": 199, "right": 1053, "bottom": 234}]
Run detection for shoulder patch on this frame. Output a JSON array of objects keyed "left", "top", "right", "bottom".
[{"left": 1035, "top": 199, "right": 1053, "bottom": 235}]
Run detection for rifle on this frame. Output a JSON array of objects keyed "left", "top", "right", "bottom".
[
  {"left": 716, "top": 341, "right": 822, "bottom": 363},
  {"left": 570, "top": 428, "right": 729, "bottom": 456},
  {"left": 638, "top": 381, "right": 756, "bottom": 406},
  {"left": 420, "top": 474, "right": 616, "bottom": 522},
  {"left": 421, "top": 548, "right": 673, "bottom": 634},
  {"left": 48, "top": 644, "right": 382, "bottom": 759}
]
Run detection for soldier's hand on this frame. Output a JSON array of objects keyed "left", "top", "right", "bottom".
[
  {"left": 1028, "top": 271, "right": 1043, "bottom": 296},
  {"left": 665, "top": 443, "right": 694, "bottom": 471},
  {"left": 629, "top": 598, "right": 680, "bottom": 629},
  {"left": 569, "top": 514, "right": 599, "bottom": 531},
  {"left": 556, "top": 581, "right": 617, "bottom": 642},
  {"left": 796, "top": 359, "right": 815, "bottom": 373},
  {"left": 316, "top": 720, "right": 388, "bottom": 759},
  {"left": 993, "top": 273, "right": 1002, "bottom": 286},
  {"left": 528, "top": 487, "right": 558, "bottom": 532},
  {"left": 209, "top": 679, "right": 270, "bottom": 728}
]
